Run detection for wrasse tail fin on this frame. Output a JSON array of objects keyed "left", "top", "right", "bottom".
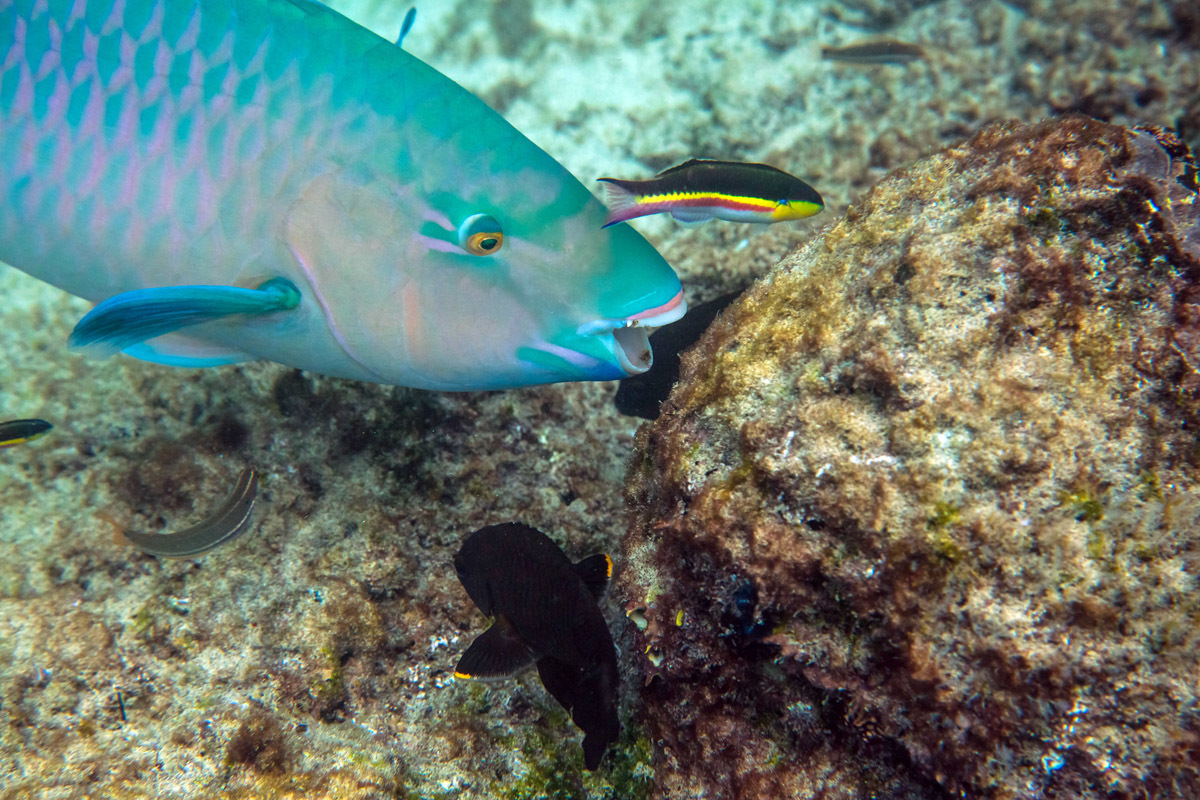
[
  {"left": 453, "top": 616, "right": 536, "bottom": 680},
  {"left": 598, "top": 179, "right": 647, "bottom": 228},
  {"left": 574, "top": 554, "right": 612, "bottom": 599},
  {"left": 68, "top": 279, "right": 301, "bottom": 359}
]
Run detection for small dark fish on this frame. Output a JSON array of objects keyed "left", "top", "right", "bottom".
[
  {"left": 0, "top": 418, "right": 53, "bottom": 447},
  {"left": 453, "top": 523, "right": 618, "bottom": 770},
  {"left": 614, "top": 291, "right": 743, "bottom": 419},
  {"left": 820, "top": 39, "right": 925, "bottom": 65},
  {"left": 599, "top": 159, "right": 823, "bottom": 227},
  {"left": 117, "top": 468, "right": 259, "bottom": 559}
]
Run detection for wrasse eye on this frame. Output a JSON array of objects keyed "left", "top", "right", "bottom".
[{"left": 458, "top": 214, "right": 505, "bottom": 256}]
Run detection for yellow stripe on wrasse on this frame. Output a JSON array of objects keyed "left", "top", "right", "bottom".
[{"left": 629, "top": 190, "right": 819, "bottom": 220}]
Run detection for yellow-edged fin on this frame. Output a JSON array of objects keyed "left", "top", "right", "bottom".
[
  {"left": 574, "top": 552, "right": 613, "bottom": 598},
  {"left": 0, "top": 419, "right": 53, "bottom": 447},
  {"left": 453, "top": 616, "right": 536, "bottom": 679}
]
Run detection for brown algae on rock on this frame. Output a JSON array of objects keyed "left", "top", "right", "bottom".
[{"left": 620, "top": 116, "right": 1200, "bottom": 798}]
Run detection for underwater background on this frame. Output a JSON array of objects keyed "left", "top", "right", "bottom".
[{"left": 2, "top": 0, "right": 1198, "bottom": 797}]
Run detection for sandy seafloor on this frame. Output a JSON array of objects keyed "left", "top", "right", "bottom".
[{"left": 1, "top": 0, "right": 1197, "bottom": 797}]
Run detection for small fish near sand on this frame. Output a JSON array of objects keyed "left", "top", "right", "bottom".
[
  {"left": 0, "top": 419, "right": 53, "bottom": 448},
  {"left": 599, "top": 159, "right": 824, "bottom": 227},
  {"left": 820, "top": 38, "right": 926, "bottom": 65},
  {"left": 453, "top": 523, "right": 619, "bottom": 770},
  {"left": 109, "top": 468, "right": 259, "bottom": 559}
]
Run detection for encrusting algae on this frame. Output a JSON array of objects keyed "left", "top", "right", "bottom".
[{"left": 619, "top": 116, "right": 1200, "bottom": 799}]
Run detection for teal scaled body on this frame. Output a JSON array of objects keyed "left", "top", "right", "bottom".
[{"left": 0, "top": 0, "right": 685, "bottom": 390}]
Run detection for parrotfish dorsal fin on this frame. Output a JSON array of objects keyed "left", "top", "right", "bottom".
[
  {"left": 67, "top": 279, "right": 300, "bottom": 359},
  {"left": 396, "top": 7, "right": 416, "bottom": 46},
  {"left": 574, "top": 554, "right": 612, "bottom": 599},
  {"left": 454, "top": 615, "right": 536, "bottom": 680}
]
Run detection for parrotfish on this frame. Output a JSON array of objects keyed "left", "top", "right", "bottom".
[
  {"left": 599, "top": 158, "right": 823, "bottom": 227},
  {"left": 0, "top": 0, "right": 685, "bottom": 391},
  {"left": 453, "top": 522, "right": 619, "bottom": 770}
]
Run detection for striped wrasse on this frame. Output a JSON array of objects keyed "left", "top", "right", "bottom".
[
  {"left": 599, "top": 159, "right": 823, "bottom": 227},
  {"left": 0, "top": 0, "right": 685, "bottom": 391}
]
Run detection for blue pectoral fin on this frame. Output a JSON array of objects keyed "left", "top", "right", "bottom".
[
  {"left": 68, "top": 278, "right": 301, "bottom": 359},
  {"left": 122, "top": 333, "right": 258, "bottom": 369}
]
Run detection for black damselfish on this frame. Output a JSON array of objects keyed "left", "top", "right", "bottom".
[{"left": 453, "top": 523, "right": 619, "bottom": 770}]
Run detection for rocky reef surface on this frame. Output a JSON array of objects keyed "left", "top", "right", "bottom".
[{"left": 620, "top": 116, "right": 1200, "bottom": 798}]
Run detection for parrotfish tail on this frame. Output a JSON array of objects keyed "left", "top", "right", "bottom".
[{"left": 598, "top": 180, "right": 648, "bottom": 228}]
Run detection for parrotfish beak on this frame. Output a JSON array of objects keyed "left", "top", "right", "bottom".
[{"left": 580, "top": 289, "right": 687, "bottom": 376}]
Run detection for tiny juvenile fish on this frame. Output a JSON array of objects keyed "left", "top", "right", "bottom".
[
  {"left": 0, "top": 418, "right": 52, "bottom": 447},
  {"left": 453, "top": 523, "right": 618, "bottom": 770},
  {"left": 820, "top": 39, "right": 926, "bottom": 65},
  {"left": 599, "top": 159, "right": 824, "bottom": 227},
  {"left": 115, "top": 468, "right": 258, "bottom": 559}
]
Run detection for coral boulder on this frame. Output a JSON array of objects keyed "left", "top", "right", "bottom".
[{"left": 620, "top": 116, "right": 1200, "bottom": 798}]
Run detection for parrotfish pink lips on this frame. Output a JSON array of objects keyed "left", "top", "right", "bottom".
[
  {"left": 629, "top": 289, "right": 687, "bottom": 323},
  {"left": 587, "top": 289, "right": 687, "bottom": 376}
]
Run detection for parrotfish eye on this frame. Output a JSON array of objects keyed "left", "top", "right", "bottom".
[{"left": 458, "top": 214, "right": 505, "bottom": 256}]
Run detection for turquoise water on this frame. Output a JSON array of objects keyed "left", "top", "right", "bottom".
[{"left": 2, "top": 1, "right": 1196, "bottom": 797}]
